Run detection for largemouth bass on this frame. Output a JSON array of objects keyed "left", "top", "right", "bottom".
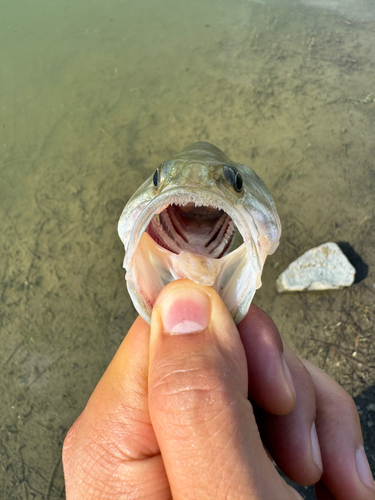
[{"left": 118, "top": 142, "right": 281, "bottom": 324}]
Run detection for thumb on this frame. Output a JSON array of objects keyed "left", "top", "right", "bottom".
[{"left": 148, "top": 279, "right": 301, "bottom": 500}]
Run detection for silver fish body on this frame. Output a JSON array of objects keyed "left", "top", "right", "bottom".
[{"left": 118, "top": 142, "right": 281, "bottom": 324}]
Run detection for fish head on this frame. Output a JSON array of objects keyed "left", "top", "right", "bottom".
[{"left": 118, "top": 142, "right": 281, "bottom": 324}]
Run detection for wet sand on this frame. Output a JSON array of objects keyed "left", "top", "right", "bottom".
[{"left": 0, "top": 0, "right": 374, "bottom": 497}]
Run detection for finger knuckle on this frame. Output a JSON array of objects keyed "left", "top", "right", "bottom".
[
  {"left": 320, "top": 382, "right": 360, "bottom": 427},
  {"left": 149, "top": 353, "right": 235, "bottom": 421},
  {"left": 62, "top": 417, "right": 81, "bottom": 464},
  {"left": 339, "top": 391, "right": 359, "bottom": 420}
]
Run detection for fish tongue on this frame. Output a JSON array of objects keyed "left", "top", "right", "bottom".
[{"left": 170, "top": 252, "right": 222, "bottom": 286}]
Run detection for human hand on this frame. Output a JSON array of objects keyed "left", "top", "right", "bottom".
[{"left": 63, "top": 279, "right": 375, "bottom": 499}]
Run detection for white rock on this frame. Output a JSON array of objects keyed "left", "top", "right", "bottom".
[{"left": 276, "top": 242, "right": 356, "bottom": 293}]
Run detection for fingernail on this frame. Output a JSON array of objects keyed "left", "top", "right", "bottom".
[
  {"left": 356, "top": 445, "right": 375, "bottom": 491},
  {"left": 159, "top": 286, "right": 211, "bottom": 335},
  {"left": 311, "top": 422, "right": 323, "bottom": 472},
  {"left": 282, "top": 355, "right": 296, "bottom": 400}
]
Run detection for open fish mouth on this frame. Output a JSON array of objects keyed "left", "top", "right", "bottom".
[
  {"left": 122, "top": 188, "right": 255, "bottom": 323},
  {"left": 147, "top": 203, "right": 236, "bottom": 259}
]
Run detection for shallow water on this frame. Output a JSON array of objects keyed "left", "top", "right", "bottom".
[{"left": 1, "top": 0, "right": 374, "bottom": 497}]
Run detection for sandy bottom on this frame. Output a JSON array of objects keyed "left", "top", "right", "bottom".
[{"left": 0, "top": 0, "right": 374, "bottom": 497}]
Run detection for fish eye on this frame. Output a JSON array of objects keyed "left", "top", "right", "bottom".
[
  {"left": 153, "top": 163, "right": 167, "bottom": 188},
  {"left": 235, "top": 172, "right": 243, "bottom": 192},
  {"left": 224, "top": 166, "right": 243, "bottom": 193},
  {"left": 152, "top": 169, "right": 159, "bottom": 188}
]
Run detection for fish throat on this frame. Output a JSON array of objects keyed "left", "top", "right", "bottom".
[{"left": 147, "top": 203, "right": 236, "bottom": 258}]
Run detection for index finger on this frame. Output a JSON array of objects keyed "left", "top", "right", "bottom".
[{"left": 238, "top": 303, "right": 296, "bottom": 415}]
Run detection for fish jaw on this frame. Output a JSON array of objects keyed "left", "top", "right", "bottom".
[{"left": 126, "top": 232, "right": 257, "bottom": 324}]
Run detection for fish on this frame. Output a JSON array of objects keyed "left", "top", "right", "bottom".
[{"left": 118, "top": 142, "right": 281, "bottom": 324}]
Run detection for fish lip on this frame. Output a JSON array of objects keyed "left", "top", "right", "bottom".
[{"left": 123, "top": 185, "right": 259, "bottom": 271}]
